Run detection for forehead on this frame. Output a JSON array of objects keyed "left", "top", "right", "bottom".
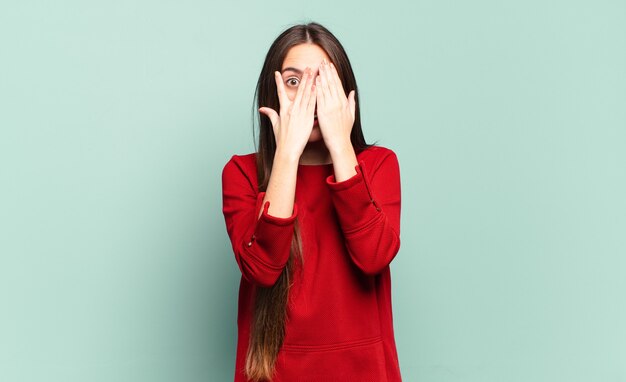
[{"left": 282, "top": 43, "right": 331, "bottom": 72}]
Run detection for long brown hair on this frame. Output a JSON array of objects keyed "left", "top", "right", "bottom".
[{"left": 246, "top": 21, "right": 370, "bottom": 381}]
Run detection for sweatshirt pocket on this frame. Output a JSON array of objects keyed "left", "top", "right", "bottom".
[{"left": 274, "top": 336, "right": 388, "bottom": 382}]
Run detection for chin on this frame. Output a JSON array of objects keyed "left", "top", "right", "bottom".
[{"left": 308, "top": 127, "right": 323, "bottom": 142}]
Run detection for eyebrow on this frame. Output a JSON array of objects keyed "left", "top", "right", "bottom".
[{"left": 281, "top": 67, "right": 303, "bottom": 75}]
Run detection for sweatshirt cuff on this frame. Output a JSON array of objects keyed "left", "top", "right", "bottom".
[
  {"left": 325, "top": 162, "right": 382, "bottom": 234},
  {"left": 325, "top": 164, "right": 362, "bottom": 190},
  {"left": 243, "top": 192, "right": 297, "bottom": 271},
  {"left": 255, "top": 192, "right": 298, "bottom": 225}
]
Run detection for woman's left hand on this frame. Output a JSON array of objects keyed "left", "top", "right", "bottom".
[{"left": 315, "top": 58, "right": 356, "bottom": 152}]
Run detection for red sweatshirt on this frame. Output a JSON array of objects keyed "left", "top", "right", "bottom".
[{"left": 222, "top": 145, "right": 402, "bottom": 381}]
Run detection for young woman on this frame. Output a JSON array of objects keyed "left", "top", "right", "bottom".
[{"left": 222, "top": 22, "right": 402, "bottom": 382}]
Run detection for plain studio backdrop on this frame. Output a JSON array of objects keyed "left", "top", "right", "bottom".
[{"left": 1, "top": 1, "right": 625, "bottom": 381}]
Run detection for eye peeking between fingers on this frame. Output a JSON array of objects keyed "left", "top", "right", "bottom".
[{"left": 286, "top": 77, "right": 300, "bottom": 87}]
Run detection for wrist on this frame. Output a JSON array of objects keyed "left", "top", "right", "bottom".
[
  {"left": 327, "top": 138, "right": 353, "bottom": 158},
  {"left": 329, "top": 143, "right": 358, "bottom": 182},
  {"left": 274, "top": 147, "right": 301, "bottom": 165}
]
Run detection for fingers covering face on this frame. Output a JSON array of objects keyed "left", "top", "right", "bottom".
[
  {"left": 274, "top": 71, "right": 288, "bottom": 111},
  {"left": 293, "top": 68, "right": 309, "bottom": 108},
  {"left": 328, "top": 62, "right": 344, "bottom": 99},
  {"left": 301, "top": 68, "right": 317, "bottom": 113},
  {"left": 316, "top": 59, "right": 346, "bottom": 103},
  {"left": 317, "top": 62, "right": 331, "bottom": 106},
  {"left": 307, "top": 74, "right": 317, "bottom": 111},
  {"left": 274, "top": 67, "right": 316, "bottom": 115},
  {"left": 298, "top": 68, "right": 312, "bottom": 109}
]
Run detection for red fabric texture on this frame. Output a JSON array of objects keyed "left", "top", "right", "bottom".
[{"left": 222, "top": 145, "right": 402, "bottom": 381}]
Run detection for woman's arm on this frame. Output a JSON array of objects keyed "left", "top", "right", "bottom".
[
  {"left": 222, "top": 68, "right": 317, "bottom": 287},
  {"left": 315, "top": 60, "right": 401, "bottom": 274},
  {"left": 326, "top": 149, "right": 402, "bottom": 275},
  {"left": 259, "top": 68, "right": 317, "bottom": 218},
  {"left": 259, "top": 151, "right": 299, "bottom": 219},
  {"left": 222, "top": 156, "right": 298, "bottom": 288},
  {"left": 315, "top": 58, "right": 358, "bottom": 182}
]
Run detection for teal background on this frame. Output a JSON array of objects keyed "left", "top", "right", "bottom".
[{"left": 1, "top": 0, "right": 625, "bottom": 381}]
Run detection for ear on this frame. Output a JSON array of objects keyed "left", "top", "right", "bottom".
[{"left": 347, "top": 90, "right": 356, "bottom": 120}]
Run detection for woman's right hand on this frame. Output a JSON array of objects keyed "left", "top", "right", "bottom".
[{"left": 259, "top": 67, "right": 317, "bottom": 160}]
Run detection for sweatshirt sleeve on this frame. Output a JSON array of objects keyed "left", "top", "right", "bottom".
[
  {"left": 325, "top": 150, "right": 401, "bottom": 276},
  {"left": 221, "top": 157, "right": 297, "bottom": 287}
]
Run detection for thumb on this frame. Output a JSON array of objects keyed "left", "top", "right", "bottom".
[
  {"left": 347, "top": 90, "right": 356, "bottom": 121},
  {"left": 258, "top": 107, "right": 279, "bottom": 128}
]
